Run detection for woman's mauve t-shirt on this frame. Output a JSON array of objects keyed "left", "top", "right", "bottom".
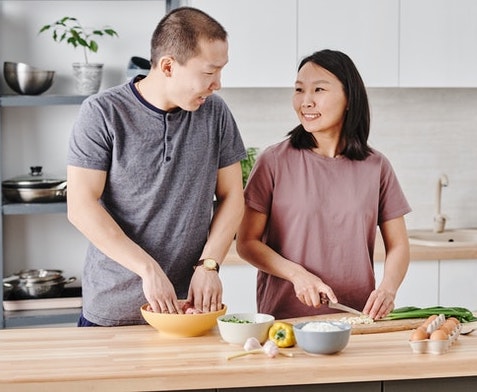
[{"left": 244, "top": 140, "right": 411, "bottom": 319}]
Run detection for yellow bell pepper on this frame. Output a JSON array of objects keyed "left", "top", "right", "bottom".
[{"left": 268, "top": 322, "right": 296, "bottom": 348}]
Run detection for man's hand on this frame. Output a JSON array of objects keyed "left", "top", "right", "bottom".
[{"left": 187, "top": 266, "right": 223, "bottom": 313}]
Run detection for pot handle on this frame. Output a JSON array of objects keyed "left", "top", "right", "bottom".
[
  {"left": 50, "top": 277, "right": 76, "bottom": 286},
  {"left": 63, "top": 277, "right": 76, "bottom": 285},
  {"left": 52, "top": 181, "right": 67, "bottom": 190}
]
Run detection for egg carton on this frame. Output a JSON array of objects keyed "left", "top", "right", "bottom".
[{"left": 408, "top": 324, "right": 461, "bottom": 355}]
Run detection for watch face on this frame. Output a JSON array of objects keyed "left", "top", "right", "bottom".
[{"left": 204, "top": 259, "right": 217, "bottom": 270}]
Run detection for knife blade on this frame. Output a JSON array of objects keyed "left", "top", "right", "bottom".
[
  {"left": 327, "top": 301, "right": 364, "bottom": 316},
  {"left": 320, "top": 294, "right": 363, "bottom": 316}
]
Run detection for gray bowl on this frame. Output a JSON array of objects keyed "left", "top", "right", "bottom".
[
  {"left": 293, "top": 321, "right": 352, "bottom": 355},
  {"left": 3, "top": 61, "right": 55, "bottom": 95}
]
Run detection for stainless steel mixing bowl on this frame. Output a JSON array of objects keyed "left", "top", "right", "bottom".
[{"left": 3, "top": 61, "right": 55, "bottom": 95}]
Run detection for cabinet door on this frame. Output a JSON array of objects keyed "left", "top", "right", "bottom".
[
  {"left": 189, "top": 0, "right": 297, "bottom": 87},
  {"left": 297, "top": 0, "right": 399, "bottom": 87},
  {"left": 221, "top": 264, "right": 257, "bottom": 313},
  {"left": 374, "top": 260, "right": 439, "bottom": 308},
  {"left": 440, "top": 260, "right": 477, "bottom": 311},
  {"left": 400, "top": 0, "right": 477, "bottom": 87}
]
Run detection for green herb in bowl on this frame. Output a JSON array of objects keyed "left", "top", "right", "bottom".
[{"left": 221, "top": 315, "right": 253, "bottom": 324}]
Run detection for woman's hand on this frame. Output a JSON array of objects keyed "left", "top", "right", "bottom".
[
  {"left": 363, "top": 288, "right": 396, "bottom": 319},
  {"left": 291, "top": 267, "right": 337, "bottom": 309}
]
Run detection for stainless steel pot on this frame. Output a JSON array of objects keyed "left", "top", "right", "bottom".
[
  {"left": 17, "top": 268, "right": 63, "bottom": 283},
  {"left": 2, "top": 166, "right": 67, "bottom": 203},
  {"left": 3, "top": 269, "right": 76, "bottom": 299}
]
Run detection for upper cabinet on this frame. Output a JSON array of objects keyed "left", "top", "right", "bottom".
[
  {"left": 399, "top": 0, "right": 477, "bottom": 87},
  {"left": 190, "top": 0, "right": 476, "bottom": 88},
  {"left": 189, "top": 0, "right": 298, "bottom": 87},
  {"left": 297, "top": 0, "right": 400, "bottom": 87}
]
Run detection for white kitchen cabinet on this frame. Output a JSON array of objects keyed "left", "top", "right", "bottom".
[
  {"left": 374, "top": 260, "right": 439, "bottom": 309},
  {"left": 221, "top": 264, "right": 257, "bottom": 313},
  {"left": 297, "top": 0, "right": 400, "bottom": 87},
  {"left": 189, "top": 0, "right": 298, "bottom": 87},
  {"left": 375, "top": 258, "right": 477, "bottom": 311},
  {"left": 440, "top": 259, "right": 477, "bottom": 311},
  {"left": 400, "top": 0, "right": 477, "bottom": 87}
]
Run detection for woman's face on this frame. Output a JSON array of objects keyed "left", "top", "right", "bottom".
[{"left": 293, "top": 62, "right": 348, "bottom": 138}]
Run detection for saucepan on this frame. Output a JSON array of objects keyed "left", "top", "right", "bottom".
[
  {"left": 3, "top": 269, "right": 76, "bottom": 299},
  {"left": 2, "top": 166, "right": 66, "bottom": 203}
]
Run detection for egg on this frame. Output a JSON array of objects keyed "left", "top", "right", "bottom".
[
  {"left": 441, "top": 320, "right": 456, "bottom": 334},
  {"left": 410, "top": 327, "right": 428, "bottom": 341},
  {"left": 447, "top": 317, "right": 460, "bottom": 326},
  {"left": 430, "top": 329, "right": 448, "bottom": 341},
  {"left": 422, "top": 314, "right": 437, "bottom": 327}
]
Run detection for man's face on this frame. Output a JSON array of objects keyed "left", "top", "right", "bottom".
[{"left": 166, "top": 38, "right": 228, "bottom": 111}]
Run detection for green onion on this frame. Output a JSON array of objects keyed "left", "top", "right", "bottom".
[{"left": 385, "top": 306, "right": 477, "bottom": 323}]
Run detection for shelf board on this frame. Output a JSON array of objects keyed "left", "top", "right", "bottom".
[
  {"left": 3, "top": 307, "right": 81, "bottom": 328},
  {"left": 0, "top": 94, "right": 88, "bottom": 107},
  {"left": 2, "top": 202, "right": 67, "bottom": 215}
]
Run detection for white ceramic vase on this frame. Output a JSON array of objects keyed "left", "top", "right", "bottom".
[{"left": 72, "top": 63, "right": 103, "bottom": 95}]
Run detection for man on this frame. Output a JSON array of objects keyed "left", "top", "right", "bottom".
[{"left": 67, "top": 7, "right": 246, "bottom": 326}]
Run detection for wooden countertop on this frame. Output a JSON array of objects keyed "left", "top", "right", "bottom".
[
  {"left": 0, "top": 321, "right": 476, "bottom": 391},
  {"left": 224, "top": 234, "right": 477, "bottom": 266}
]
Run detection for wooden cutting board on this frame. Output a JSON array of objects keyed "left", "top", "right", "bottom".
[{"left": 283, "top": 312, "right": 425, "bottom": 334}]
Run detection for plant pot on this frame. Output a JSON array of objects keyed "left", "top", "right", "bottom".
[{"left": 72, "top": 62, "right": 103, "bottom": 95}]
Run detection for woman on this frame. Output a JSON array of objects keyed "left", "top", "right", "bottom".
[{"left": 236, "top": 49, "right": 411, "bottom": 320}]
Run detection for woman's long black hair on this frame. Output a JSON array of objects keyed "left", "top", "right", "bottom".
[{"left": 288, "top": 49, "right": 372, "bottom": 160}]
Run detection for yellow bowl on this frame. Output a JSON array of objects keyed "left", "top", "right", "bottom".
[{"left": 140, "top": 302, "right": 227, "bottom": 337}]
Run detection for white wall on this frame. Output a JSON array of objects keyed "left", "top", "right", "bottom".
[
  {"left": 1, "top": 0, "right": 165, "bottom": 93},
  {"left": 218, "top": 87, "right": 477, "bottom": 231},
  {"left": 1, "top": 1, "right": 477, "bottom": 294}
]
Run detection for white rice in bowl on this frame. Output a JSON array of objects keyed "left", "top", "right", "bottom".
[{"left": 301, "top": 321, "right": 345, "bottom": 332}]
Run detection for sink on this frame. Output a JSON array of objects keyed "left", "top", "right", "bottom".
[{"left": 408, "top": 229, "right": 477, "bottom": 247}]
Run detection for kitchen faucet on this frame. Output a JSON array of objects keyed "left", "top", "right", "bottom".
[{"left": 434, "top": 174, "right": 448, "bottom": 233}]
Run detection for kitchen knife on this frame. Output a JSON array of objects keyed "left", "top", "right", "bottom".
[{"left": 320, "top": 294, "right": 364, "bottom": 316}]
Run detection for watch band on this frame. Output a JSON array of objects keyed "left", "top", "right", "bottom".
[{"left": 194, "top": 258, "right": 220, "bottom": 273}]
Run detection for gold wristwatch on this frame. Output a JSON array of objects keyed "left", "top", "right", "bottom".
[{"left": 194, "top": 258, "right": 220, "bottom": 273}]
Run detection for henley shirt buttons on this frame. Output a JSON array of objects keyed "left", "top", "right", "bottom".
[{"left": 165, "top": 156, "right": 171, "bottom": 162}]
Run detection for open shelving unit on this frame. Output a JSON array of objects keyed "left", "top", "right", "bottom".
[{"left": 0, "top": 94, "right": 87, "bottom": 328}]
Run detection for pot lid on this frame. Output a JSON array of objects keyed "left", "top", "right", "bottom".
[
  {"left": 17, "top": 269, "right": 64, "bottom": 283},
  {"left": 2, "top": 166, "right": 66, "bottom": 189}
]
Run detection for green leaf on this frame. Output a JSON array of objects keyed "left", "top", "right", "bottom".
[
  {"left": 77, "top": 37, "right": 88, "bottom": 47},
  {"left": 104, "top": 29, "right": 118, "bottom": 37},
  {"left": 70, "top": 29, "right": 81, "bottom": 40},
  {"left": 89, "top": 40, "right": 98, "bottom": 53},
  {"left": 67, "top": 37, "right": 78, "bottom": 48},
  {"left": 39, "top": 25, "right": 51, "bottom": 33}
]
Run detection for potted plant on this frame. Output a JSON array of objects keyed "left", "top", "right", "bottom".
[
  {"left": 39, "top": 16, "right": 118, "bottom": 95},
  {"left": 241, "top": 147, "right": 259, "bottom": 188}
]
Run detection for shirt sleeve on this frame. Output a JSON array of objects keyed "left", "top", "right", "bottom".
[
  {"left": 67, "top": 97, "right": 113, "bottom": 171},
  {"left": 378, "top": 154, "right": 412, "bottom": 224}
]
